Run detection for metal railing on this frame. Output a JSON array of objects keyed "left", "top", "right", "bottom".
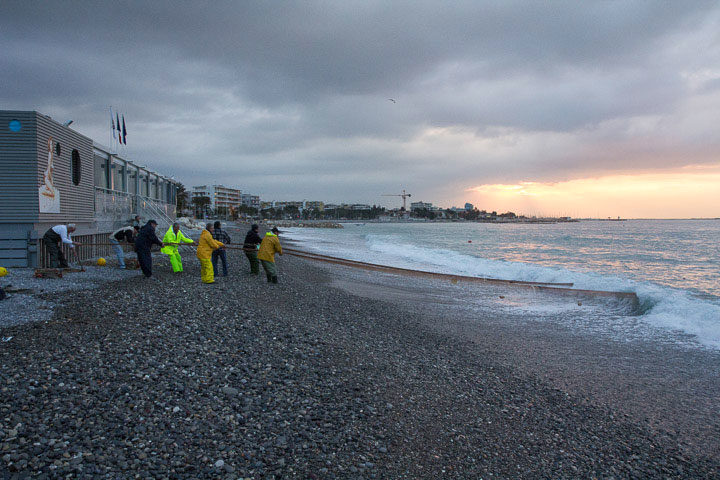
[
  {"left": 37, "top": 232, "right": 130, "bottom": 268},
  {"left": 94, "top": 187, "right": 176, "bottom": 230}
]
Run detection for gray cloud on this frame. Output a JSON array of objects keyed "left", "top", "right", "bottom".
[{"left": 2, "top": 1, "right": 720, "bottom": 205}]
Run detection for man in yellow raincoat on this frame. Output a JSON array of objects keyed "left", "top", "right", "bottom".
[
  {"left": 196, "top": 223, "right": 224, "bottom": 284},
  {"left": 257, "top": 227, "right": 282, "bottom": 284},
  {"left": 161, "top": 223, "right": 195, "bottom": 273}
]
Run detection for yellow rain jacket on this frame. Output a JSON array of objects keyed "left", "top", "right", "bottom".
[
  {"left": 161, "top": 226, "right": 193, "bottom": 255},
  {"left": 257, "top": 232, "right": 282, "bottom": 262},
  {"left": 196, "top": 229, "right": 224, "bottom": 260}
]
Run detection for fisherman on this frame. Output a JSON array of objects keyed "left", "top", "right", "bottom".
[
  {"left": 161, "top": 222, "right": 194, "bottom": 273},
  {"left": 257, "top": 227, "right": 282, "bottom": 284},
  {"left": 211, "top": 221, "right": 232, "bottom": 277},
  {"left": 42, "top": 224, "right": 82, "bottom": 268},
  {"left": 243, "top": 224, "right": 262, "bottom": 274},
  {"left": 134, "top": 220, "right": 164, "bottom": 278},
  {"left": 109, "top": 225, "right": 139, "bottom": 269},
  {"left": 196, "top": 223, "right": 225, "bottom": 284}
]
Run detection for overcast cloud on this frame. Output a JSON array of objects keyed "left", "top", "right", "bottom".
[{"left": 2, "top": 1, "right": 720, "bottom": 207}]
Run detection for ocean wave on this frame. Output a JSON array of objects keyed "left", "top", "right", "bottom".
[{"left": 284, "top": 228, "right": 720, "bottom": 349}]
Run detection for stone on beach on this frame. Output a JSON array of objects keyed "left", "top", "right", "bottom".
[{"left": 0, "top": 247, "right": 717, "bottom": 477}]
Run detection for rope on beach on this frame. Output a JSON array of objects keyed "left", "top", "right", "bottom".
[
  {"left": 284, "top": 248, "right": 573, "bottom": 287},
  {"left": 283, "top": 247, "right": 572, "bottom": 287},
  {"left": 75, "top": 242, "right": 638, "bottom": 303},
  {"left": 282, "top": 247, "right": 639, "bottom": 303}
]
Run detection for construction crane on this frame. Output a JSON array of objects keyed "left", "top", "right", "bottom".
[{"left": 382, "top": 189, "right": 412, "bottom": 210}]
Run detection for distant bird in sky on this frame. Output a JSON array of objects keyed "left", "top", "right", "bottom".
[{"left": 388, "top": 98, "right": 396, "bottom": 103}]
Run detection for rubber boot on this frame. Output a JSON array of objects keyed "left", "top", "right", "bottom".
[
  {"left": 266, "top": 272, "right": 272, "bottom": 283},
  {"left": 271, "top": 276, "right": 278, "bottom": 284}
]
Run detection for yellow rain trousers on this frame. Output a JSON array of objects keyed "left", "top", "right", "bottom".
[
  {"left": 200, "top": 258, "right": 214, "bottom": 284},
  {"left": 161, "top": 226, "right": 194, "bottom": 273},
  {"left": 196, "top": 229, "right": 223, "bottom": 284}
]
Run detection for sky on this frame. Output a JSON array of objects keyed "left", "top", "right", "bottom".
[{"left": 2, "top": 1, "right": 720, "bottom": 218}]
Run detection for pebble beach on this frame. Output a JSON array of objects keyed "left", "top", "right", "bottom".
[{"left": 1, "top": 246, "right": 719, "bottom": 478}]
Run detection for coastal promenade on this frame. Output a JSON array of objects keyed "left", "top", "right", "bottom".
[{"left": 0, "top": 249, "right": 718, "bottom": 477}]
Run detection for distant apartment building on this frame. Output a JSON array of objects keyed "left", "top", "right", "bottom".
[
  {"left": 192, "top": 184, "right": 242, "bottom": 210},
  {"left": 350, "top": 204, "right": 371, "bottom": 210},
  {"left": 273, "top": 201, "right": 304, "bottom": 210},
  {"left": 303, "top": 201, "right": 324, "bottom": 211},
  {"left": 464, "top": 202, "right": 474, "bottom": 211},
  {"left": 241, "top": 193, "right": 261, "bottom": 210},
  {"left": 410, "top": 201, "right": 433, "bottom": 211},
  {"left": 265, "top": 200, "right": 325, "bottom": 211}
]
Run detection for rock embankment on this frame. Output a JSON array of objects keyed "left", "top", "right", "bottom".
[{"left": 0, "top": 251, "right": 717, "bottom": 478}]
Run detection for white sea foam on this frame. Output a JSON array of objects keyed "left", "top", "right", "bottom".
[{"left": 284, "top": 227, "right": 720, "bottom": 349}]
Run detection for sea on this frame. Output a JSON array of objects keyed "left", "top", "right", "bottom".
[{"left": 283, "top": 219, "right": 720, "bottom": 350}]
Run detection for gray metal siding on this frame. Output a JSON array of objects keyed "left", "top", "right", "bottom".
[
  {"left": 35, "top": 113, "right": 95, "bottom": 223},
  {"left": 0, "top": 111, "right": 39, "bottom": 223},
  {"left": 0, "top": 223, "right": 34, "bottom": 267}
]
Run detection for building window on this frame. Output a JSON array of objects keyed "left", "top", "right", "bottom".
[
  {"left": 94, "top": 155, "right": 109, "bottom": 189},
  {"left": 55, "top": 142, "right": 61, "bottom": 156},
  {"left": 71, "top": 149, "right": 81, "bottom": 185},
  {"left": 140, "top": 173, "right": 149, "bottom": 197},
  {"left": 127, "top": 166, "right": 138, "bottom": 195},
  {"left": 111, "top": 160, "right": 126, "bottom": 192}
]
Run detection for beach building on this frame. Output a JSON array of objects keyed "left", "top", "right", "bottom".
[{"left": 0, "top": 110, "right": 180, "bottom": 267}]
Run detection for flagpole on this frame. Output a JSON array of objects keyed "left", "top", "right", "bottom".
[{"left": 109, "top": 106, "right": 114, "bottom": 152}]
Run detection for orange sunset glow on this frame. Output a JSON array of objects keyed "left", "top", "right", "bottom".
[{"left": 467, "top": 166, "right": 720, "bottom": 219}]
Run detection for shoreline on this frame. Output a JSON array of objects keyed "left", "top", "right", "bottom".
[
  {"left": 1, "top": 248, "right": 718, "bottom": 477},
  {"left": 326, "top": 263, "right": 720, "bottom": 461}
]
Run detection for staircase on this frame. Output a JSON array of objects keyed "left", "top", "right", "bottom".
[{"left": 138, "top": 198, "right": 175, "bottom": 230}]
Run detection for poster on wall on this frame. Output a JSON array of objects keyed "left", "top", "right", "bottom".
[{"left": 38, "top": 137, "right": 60, "bottom": 213}]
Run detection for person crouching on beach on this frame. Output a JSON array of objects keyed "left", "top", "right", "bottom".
[
  {"left": 257, "top": 227, "right": 282, "bottom": 284},
  {"left": 109, "top": 225, "right": 139, "bottom": 269},
  {"left": 196, "top": 223, "right": 224, "bottom": 284},
  {"left": 161, "top": 222, "right": 194, "bottom": 273},
  {"left": 43, "top": 223, "right": 82, "bottom": 268}
]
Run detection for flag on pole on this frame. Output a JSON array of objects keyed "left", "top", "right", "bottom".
[
  {"left": 122, "top": 115, "right": 127, "bottom": 145},
  {"left": 116, "top": 113, "right": 121, "bottom": 145},
  {"left": 110, "top": 107, "right": 116, "bottom": 141}
]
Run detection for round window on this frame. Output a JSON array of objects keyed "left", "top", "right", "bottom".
[
  {"left": 8, "top": 120, "right": 21, "bottom": 132},
  {"left": 71, "top": 150, "right": 81, "bottom": 185}
]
